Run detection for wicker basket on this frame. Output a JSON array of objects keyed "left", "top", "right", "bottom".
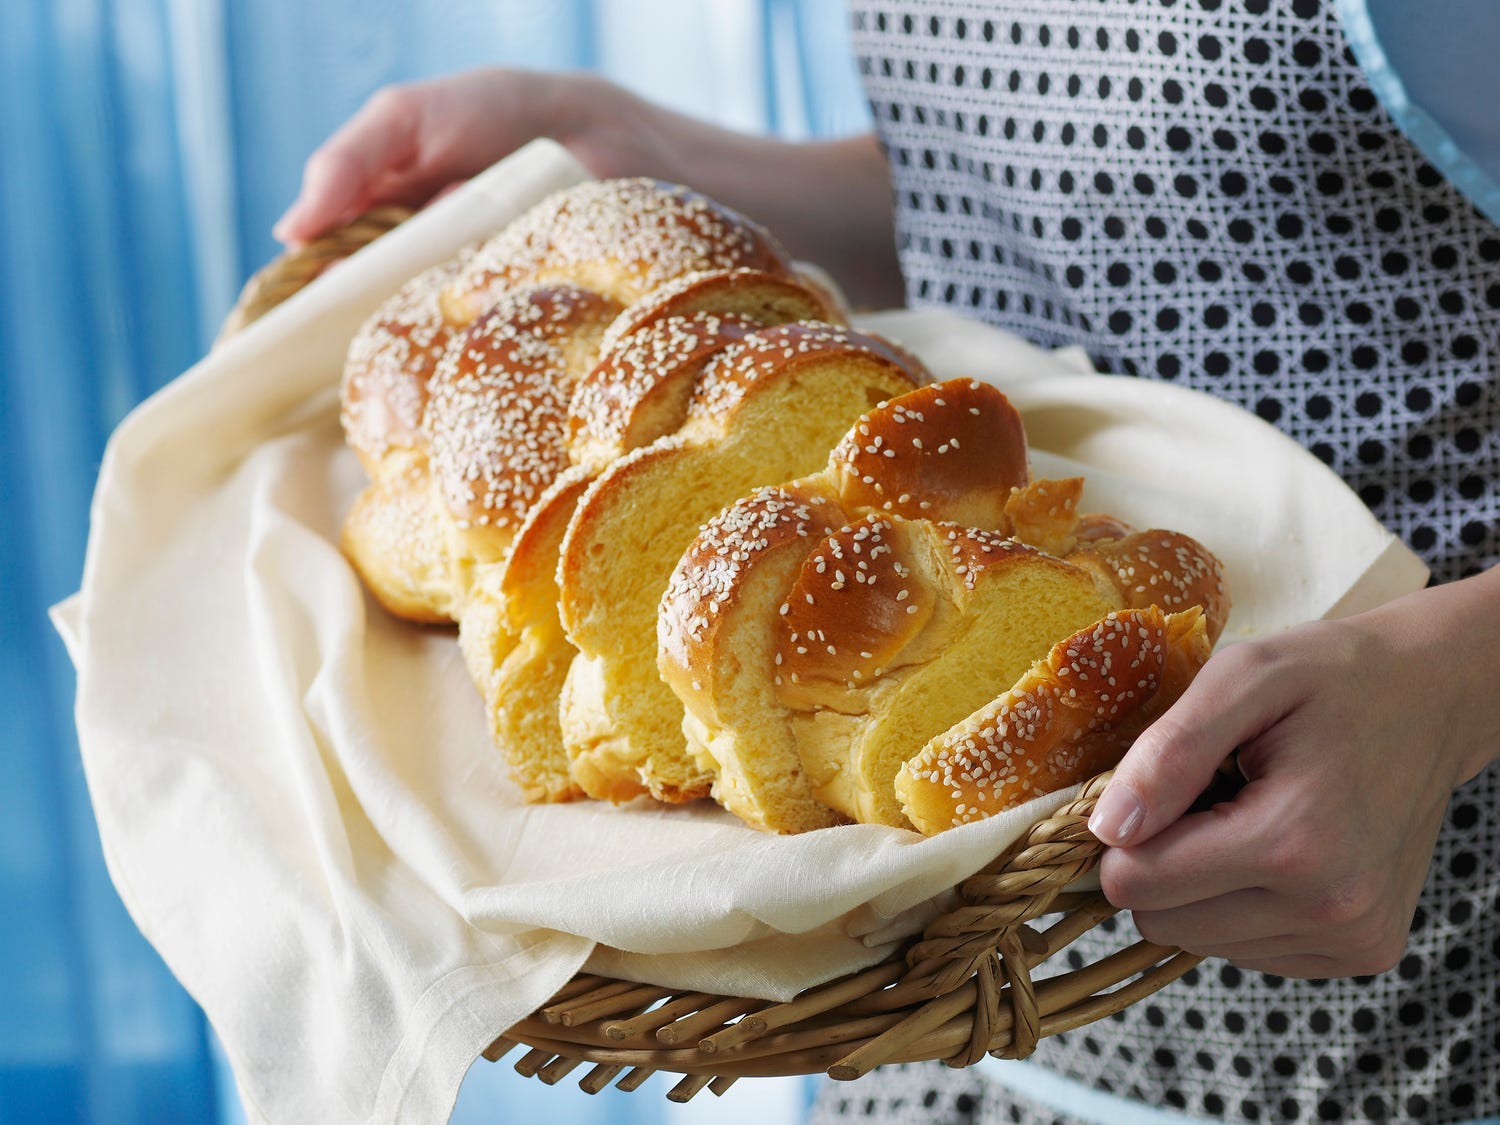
[{"left": 220, "top": 213, "right": 1202, "bottom": 1103}]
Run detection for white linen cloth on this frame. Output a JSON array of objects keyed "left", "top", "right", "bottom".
[{"left": 51, "top": 140, "right": 1428, "bottom": 1125}]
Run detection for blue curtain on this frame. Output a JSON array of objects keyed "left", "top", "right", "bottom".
[{"left": 0, "top": 2, "right": 868, "bottom": 1122}]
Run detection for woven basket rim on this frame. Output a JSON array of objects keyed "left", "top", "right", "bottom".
[{"left": 487, "top": 771, "right": 1199, "bottom": 1100}]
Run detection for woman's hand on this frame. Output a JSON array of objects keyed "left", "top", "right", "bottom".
[
  {"left": 272, "top": 69, "right": 659, "bottom": 247},
  {"left": 1090, "top": 567, "right": 1500, "bottom": 979},
  {"left": 272, "top": 67, "right": 904, "bottom": 307}
]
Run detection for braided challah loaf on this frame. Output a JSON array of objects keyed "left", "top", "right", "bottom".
[{"left": 338, "top": 176, "right": 1231, "bottom": 838}]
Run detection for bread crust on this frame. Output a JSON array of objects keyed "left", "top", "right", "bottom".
[
  {"left": 680, "top": 323, "right": 930, "bottom": 441},
  {"left": 659, "top": 484, "right": 851, "bottom": 701},
  {"left": 897, "top": 606, "right": 1212, "bottom": 833},
  {"left": 567, "top": 312, "right": 759, "bottom": 473},
  {"left": 340, "top": 257, "right": 467, "bottom": 473},
  {"left": 826, "top": 380, "right": 1030, "bottom": 525},
  {"left": 442, "top": 179, "right": 794, "bottom": 324},
  {"left": 1066, "top": 528, "right": 1232, "bottom": 643},
  {"left": 425, "top": 285, "right": 621, "bottom": 573},
  {"left": 597, "top": 267, "right": 845, "bottom": 356}
]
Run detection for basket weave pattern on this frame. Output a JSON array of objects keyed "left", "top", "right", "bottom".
[{"left": 221, "top": 215, "right": 1199, "bottom": 1103}]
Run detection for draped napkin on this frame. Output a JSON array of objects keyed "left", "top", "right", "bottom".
[{"left": 50, "top": 140, "right": 1428, "bottom": 1125}]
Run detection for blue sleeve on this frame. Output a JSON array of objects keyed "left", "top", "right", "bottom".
[{"left": 1338, "top": 0, "right": 1500, "bottom": 228}]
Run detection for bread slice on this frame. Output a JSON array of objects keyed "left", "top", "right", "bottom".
[
  {"left": 454, "top": 311, "right": 742, "bottom": 802},
  {"left": 659, "top": 483, "right": 855, "bottom": 831},
  {"left": 897, "top": 606, "right": 1212, "bottom": 833},
  {"left": 776, "top": 516, "right": 1123, "bottom": 829},
  {"left": 557, "top": 324, "right": 926, "bottom": 804},
  {"left": 458, "top": 469, "right": 595, "bottom": 802}
]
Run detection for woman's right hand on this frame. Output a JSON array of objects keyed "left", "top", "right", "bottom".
[
  {"left": 272, "top": 66, "right": 905, "bottom": 308},
  {"left": 272, "top": 69, "right": 661, "bottom": 247}
]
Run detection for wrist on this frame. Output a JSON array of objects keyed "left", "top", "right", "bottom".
[{"left": 1360, "top": 566, "right": 1500, "bottom": 785}]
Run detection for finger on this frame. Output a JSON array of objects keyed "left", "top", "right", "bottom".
[
  {"left": 274, "top": 87, "right": 423, "bottom": 244},
  {"left": 361, "top": 169, "right": 469, "bottom": 214},
  {"left": 1098, "top": 777, "right": 1289, "bottom": 909},
  {"left": 1089, "top": 643, "right": 1293, "bottom": 847},
  {"left": 1126, "top": 887, "right": 1291, "bottom": 949}
]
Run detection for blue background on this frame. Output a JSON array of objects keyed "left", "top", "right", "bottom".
[{"left": 0, "top": 2, "right": 867, "bottom": 1121}]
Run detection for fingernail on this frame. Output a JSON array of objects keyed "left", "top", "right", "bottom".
[{"left": 1089, "top": 782, "right": 1144, "bottom": 845}]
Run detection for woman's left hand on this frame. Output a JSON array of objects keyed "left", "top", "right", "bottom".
[{"left": 1089, "top": 568, "right": 1500, "bottom": 979}]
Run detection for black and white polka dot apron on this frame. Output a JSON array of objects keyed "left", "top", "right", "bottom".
[{"left": 815, "top": 2, "right": 1500, "bottom": 1122}]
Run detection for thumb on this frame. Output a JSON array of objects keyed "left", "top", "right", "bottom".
[{"left": 1087, "top": 648, "right": 1279, "bottom": 847}]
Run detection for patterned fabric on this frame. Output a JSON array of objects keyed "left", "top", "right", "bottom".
[{"left": 818, "top": 1, "right": 1500, "bottom": 1122}]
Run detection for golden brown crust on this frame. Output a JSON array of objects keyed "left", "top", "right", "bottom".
[
  {"left": 682, "top": 323, "right": 930, "bottom": 438},
  {"left": 442, "top": 179, "right": 794, "bottom": 325},
  {"left": 339, "top": 453, "right": 458, "bottom": 624},
  {"left": 1065, "top": 529, "right": 1231, "bottom": 644},
  {"left": 340, "top": 257, "right": 466, "bottom": 472},
  {"left": 896, "top": 607, "right": 1212, "bottom": 834},
  {"left": 776, "top": 518, "right": 1102, "bottom": 714},
  {"left": 566, "top": 312, "right": 759, "bottom": 473},
  {"left": 826, "top": 381, "right": 1030, "bottom": 525},
  {"left": 424, "top": 285, "right": 622, "bottom": 567},
  {"left": 775, "top": 516, "right": 938, "bottom": 711},
  {"left": 1003, "top": 477, "right": 1086, "bottom": 557},
  {"left": 659, "top": 483, "right": 851, "bottom": 705},
  {"left": 597, "top": 267, "right": 844, "bottom": 356}
]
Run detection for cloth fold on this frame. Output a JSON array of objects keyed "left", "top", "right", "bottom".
[{"left": 53, "top": 140, "right": 1428, "bottom": 1125}]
